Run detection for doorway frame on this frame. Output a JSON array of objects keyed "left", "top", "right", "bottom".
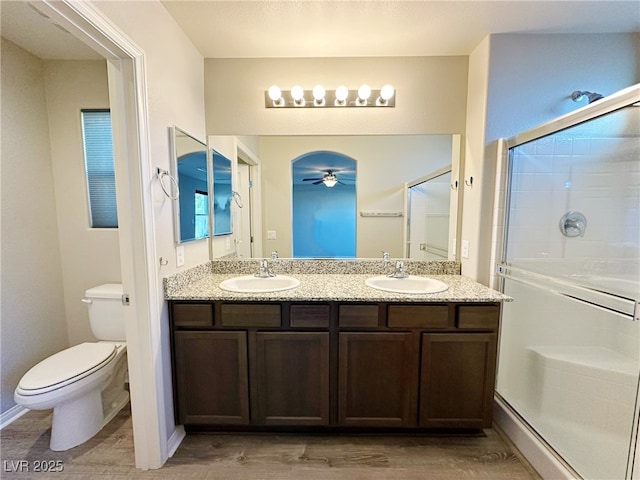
[{"left": 32, "top": 0, "right": 171, "bottom": 469}]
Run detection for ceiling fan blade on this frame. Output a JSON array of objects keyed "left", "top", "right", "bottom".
[
  {"left": 302, "top": 177, "right": 322, "bottom": 182},
  {"left": 312, "top": 180, "right": 324, "bottom": 185}
]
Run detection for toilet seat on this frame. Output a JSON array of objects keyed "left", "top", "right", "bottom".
[{"left": 17, "top": 342, "right": 117, "bottom": 396}]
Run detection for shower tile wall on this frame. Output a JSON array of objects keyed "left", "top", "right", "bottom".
[{"left": 508, "top": 134, "right": 639, "bottom": 275}]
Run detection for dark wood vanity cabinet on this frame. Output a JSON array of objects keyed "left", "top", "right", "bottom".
[
  {"left": 251, "top": 331, "right": 330, "bottom": 425},
  {"left": 169, "top": 300, "right": 500, "bottom": 431},
  {"left": 419, "top": 332, "right": 497, "bottom": 428},
  {"left": 173, "top": 330, "right": 249, "bottom": 425},
  {"left": 338, "top": 332, "right": 416, "bottom": 427}
]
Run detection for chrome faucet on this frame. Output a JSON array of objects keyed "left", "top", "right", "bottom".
[
  {"left": 255, "top": 259, "right": 275, "bottom": 278},
  {"left": 387, "top": 260, "right": 409, "bottom": 278},
  {"left": 271, "top": 251, "right": 279, "bottom": 260}
]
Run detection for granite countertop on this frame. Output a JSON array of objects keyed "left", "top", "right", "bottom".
[{"left": 165, "top": 272, "right": 511, "bottom": 303}]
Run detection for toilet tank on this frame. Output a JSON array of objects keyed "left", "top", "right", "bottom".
[{"left": 83, "top": 283, "right": 126, "bottom": 341}]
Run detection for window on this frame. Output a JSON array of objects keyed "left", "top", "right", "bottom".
[
  {"left": 81, "top": 109, "right": 117, "bottom": 228},
  {"left": 194, "top": 190, "right": 209, "bottom": 239}
]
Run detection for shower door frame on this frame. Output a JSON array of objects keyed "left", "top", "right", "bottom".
[{"left": 491, "top": 83, "right": 640, "bottom": 480}]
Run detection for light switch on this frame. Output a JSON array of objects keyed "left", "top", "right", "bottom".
[
  {"left": 461, "top": 240, "right": 469, "bottom": 259},
  {"left": 176, "top": 246, "right": 185, "bottom": 267},
  {"left": 267, "top": 230, "right": 277, "bottom": 240}
]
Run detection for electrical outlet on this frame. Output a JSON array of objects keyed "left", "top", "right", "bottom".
[
  {"left": 267, "top": 230, "right": 277, "bottom": 240},
  {"left": 176, "top": 246, "right": 185, "bottom": 267},
  {"left": 461, "top": 240, "right": 470, "bottom": 259}
]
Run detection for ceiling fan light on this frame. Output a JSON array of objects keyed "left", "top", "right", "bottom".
[{"left": 323, "top": 177, "right": 337, "bottom": 187}]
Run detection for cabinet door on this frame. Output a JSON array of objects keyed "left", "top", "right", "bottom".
[
  {"left": 338, "top": 332, "right": 416, "bottom": 427},
  {"left": 419, "top": 333, "right": 497, "bottom": 429},
  {"left": 252, "top": 332, "right": 330, "bottom": 425},
  {"left": 174, "top": 331, "right": 249, "bottom": 425}
]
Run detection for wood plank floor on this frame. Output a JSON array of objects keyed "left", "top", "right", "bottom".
[{"left": 0, "top": 406, "right": 541, "bottom": 479}]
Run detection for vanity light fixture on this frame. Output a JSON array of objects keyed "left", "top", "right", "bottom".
[{"left": 265, "top": 84, "right": 395, "bottom": 108}]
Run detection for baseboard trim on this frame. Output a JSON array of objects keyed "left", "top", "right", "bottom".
[
  {"left": 493, "top": 395, "right": 578, "bottom": 480},
  {"left": 166, "top": 425, "right": 185, "bottom": 458},
  {"left": 0, "top": 405, "right": 29, "bottom": 430}
]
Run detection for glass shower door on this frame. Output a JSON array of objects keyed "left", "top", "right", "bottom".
[{"left": 496, "top": 98, "right": 640, "bottom": 479}]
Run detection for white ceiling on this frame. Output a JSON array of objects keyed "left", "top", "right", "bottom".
[
  {"left": 1, "top": 1, "right": 638, "bottom": 60},
  {"left": 162, "top": 0, "right": 640, "bottom": 58}
]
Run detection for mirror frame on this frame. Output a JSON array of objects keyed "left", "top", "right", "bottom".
[
  {"left": 170, "top": 126, "right": 211, "bottom": 244},
  {"left": 212, "top": 149, "right": 233, "bottom": 236}
]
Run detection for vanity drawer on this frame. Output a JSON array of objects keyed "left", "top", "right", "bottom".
[
  {"left": 172, "top": 303, "right": 214, "bottom": 328},
  {"left": 339, "top": 304, "right": 379, "bottom": 328},
  {"left": 290, "top": 304, "right": 330, "bottom": 328},
  {"left": 220, "top": 304, "right": 281, "bottom": 327},
  {"left": 456, "top": 305, "right": 500, "bottom": 330},
  {"left": 387, "top": 305, "right": 450, "bottom": 329}
]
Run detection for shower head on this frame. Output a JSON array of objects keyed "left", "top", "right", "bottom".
[{"left": 571, "top": 90, "right": 604, "bottom": 104}]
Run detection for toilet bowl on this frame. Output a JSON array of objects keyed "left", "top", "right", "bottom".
[{"left": 14, "top": 284, "right": 129, "bottom": 451}]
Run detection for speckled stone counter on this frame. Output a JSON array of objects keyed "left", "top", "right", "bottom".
[{"left": 164, "top": 259, "right": 511, "bottom": 303}]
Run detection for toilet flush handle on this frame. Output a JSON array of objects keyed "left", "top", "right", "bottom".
[{"left": 81, "top": 298, "right": 93, "bottom": 304}]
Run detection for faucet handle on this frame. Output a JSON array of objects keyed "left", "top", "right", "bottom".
[
  {"left": 382, "top": 251, "right": 390, "bottom": 262},
  {"left": 271, "top": 251, "right": 279, "bottom": 260}
]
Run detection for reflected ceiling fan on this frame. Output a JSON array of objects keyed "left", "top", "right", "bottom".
[{"left": 302, "top": 170, "right": 354, "bottom": 188}]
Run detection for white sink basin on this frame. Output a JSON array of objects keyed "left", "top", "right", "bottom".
[
  {"left": 365, "top": 275, "right": 448, "bottom": 294},
  {"left": 219, "top": 275, "right": 301, "bottom": 293}
]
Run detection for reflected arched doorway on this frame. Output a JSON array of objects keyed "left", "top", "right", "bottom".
[{"left": 291, "top": 151, "right": 356, "bottom": 257}]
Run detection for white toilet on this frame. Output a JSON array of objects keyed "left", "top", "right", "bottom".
[{"left": 14, "top": 283, "right": 129, "bottom": 451}]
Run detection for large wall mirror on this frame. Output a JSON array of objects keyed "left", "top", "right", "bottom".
[
  {"left": 170, "top": 126, "right": 210, "bottom": 243},
  {"left": 218, "top": 134, "right": 463, "bottom": 260}
]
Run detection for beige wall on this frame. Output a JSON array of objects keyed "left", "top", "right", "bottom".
[
  {"left": 460, "top": 36, "right": 491, "bottom": 282},
  {"left": 258, "top": 135, "right": 452, "bottom": 258},
  {"left": 94, "top": 0, "right": 207, "bottom": 448},
  {"left": 44, "top": 60, "right": 121, "bottom": 345},
  {"left": 462, "top": 33, "right": 640, "bottom": 284},
  {"left": 95, "top": 0, "right": 208, "bottom": 277},
  {"left": 205, "top": 56, "right": 469, "bottom": 135},
  {"left": 0, "top": 39, "right": 69, "bottom": 413}
]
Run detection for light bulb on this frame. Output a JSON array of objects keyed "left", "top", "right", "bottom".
[
  {"left": 312, "top": 85, "right": 326, "bottom": 106},
  {"left": 334, "top": 85, "right": 349, "bottom": 106},
  {"left": 356, "top": 84, "right": 371, "bottom": 106},
  {"left": 312, "top": 85, "right": 325, "bottom": 101},
  {"left": 358, "top": 84, "right": 371, "bottom": 100},
  {"left": 380, "top": 84, "right": 394, "bottom": 100},
  {"left": 291, "top": 85, "right": 304, "bottom": 101},
  {"left": 268, "top": 85, "right": 281, "bottom": 101},
  {"left": 377, "top": 84, "right": 395, "bottom": 106},
  {"left": 268, "top": 85, "right": 283, "bottom": 106}
]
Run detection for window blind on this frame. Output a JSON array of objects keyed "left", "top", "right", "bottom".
[{"left": 81, "top": 110, "right": 117, "bottom": 228}]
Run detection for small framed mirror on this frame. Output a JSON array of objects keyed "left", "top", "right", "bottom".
[
  {"left": 212, "top": 149, "right": 232, "bottom": 236},
  {"left": 170, "top": 126, "right": 210, "bottom": 243}
]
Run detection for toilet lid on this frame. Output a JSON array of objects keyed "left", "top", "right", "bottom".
[{"left": 18, "top": 342, "right": 116, "bottom": 393}]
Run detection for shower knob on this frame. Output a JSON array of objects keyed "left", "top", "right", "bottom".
[{"left": 559, "top": 211, "right": 587, "bottom": 237}]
